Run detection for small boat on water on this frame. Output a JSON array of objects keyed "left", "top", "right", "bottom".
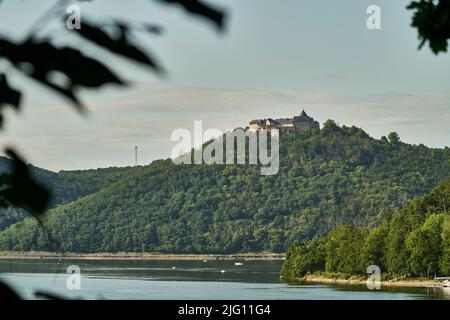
[
  {"left": 234, "top": 262, "right": 243, "bottom": 266},
  {"left": 220, "top": 270, "right": 226, "bottom": 273},
  {"left": 434, "top": 276, "right": 450, "bottom": 287},
  {"left": 203, "top": 260, "right": 207, "bottom": 263}
]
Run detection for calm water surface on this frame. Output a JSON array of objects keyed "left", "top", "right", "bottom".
[{"left": 0, "top": 259, "right": 449, "bottom": 300}]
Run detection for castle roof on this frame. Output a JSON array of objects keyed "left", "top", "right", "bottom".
[
  {"left": 275, "top": 118, "right": 294, "bottom": 125},
  {"left": 294, "top": 110, "right": 315, "bottom": 122},
  {"left": 250, "top": 118, "right": 280, "bottom": 126},
  {"left": 265, "top": 118, "right": 280, "bottom": 126}
]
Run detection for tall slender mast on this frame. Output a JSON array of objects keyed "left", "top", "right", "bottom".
[{"left": 135, "top": 146, "right": 138, "bottom": 166}]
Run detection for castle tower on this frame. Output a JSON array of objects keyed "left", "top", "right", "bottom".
[{"left": 293, "top": 110, "right": 319, "bottom": 132}]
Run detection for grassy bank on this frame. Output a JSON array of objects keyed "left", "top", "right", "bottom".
[{"left": 0, "top": 251, "right": 285, "bottom": 261}]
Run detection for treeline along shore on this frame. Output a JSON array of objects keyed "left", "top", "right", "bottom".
[{"left": 281, "top": 179, "right": 450, "bottom": 284}]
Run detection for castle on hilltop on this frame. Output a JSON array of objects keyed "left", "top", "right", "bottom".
[{"left": 248, "top": 110, "right": 319, "bottom": 133}]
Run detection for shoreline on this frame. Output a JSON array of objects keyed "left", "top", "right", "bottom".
[
  {"left": 298, "top": 275, "right": 445, "bottom": 288},
  {"left": 0, "top": 251, "right": 285, "bottom": 261}
]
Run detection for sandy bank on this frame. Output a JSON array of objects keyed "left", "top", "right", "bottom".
[{"left": 299, "top": 275, "right": 444, "bottom": 288}]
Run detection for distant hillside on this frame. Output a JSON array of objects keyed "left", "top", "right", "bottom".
[
  {"left": 0, "top": 156, "right": 139, "bottom": 229},
  {"left": 0, "top": 120, "right": 449, "bottom": 253}
]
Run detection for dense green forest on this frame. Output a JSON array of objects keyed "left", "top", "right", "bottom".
[
  {"left": 0, "top": 120, "right": 449, "bottom": 253},
  {"left": 280, "top": 178, "right": 450, "bottom": 280},
  {"left": 0, "top": 156, "right": 139, "bottom": 229}
]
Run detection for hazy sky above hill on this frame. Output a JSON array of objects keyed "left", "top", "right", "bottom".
[{"left": 0, "top": 0, "right": 449, "bottom": 171}]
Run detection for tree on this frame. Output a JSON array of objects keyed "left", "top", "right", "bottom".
[
  {"left": 440, "top": 216, "right": 450, "bottom": 274},
  {"left": 280, "top": 238, "right": 326, "bottom": 280},
  {"left": 406, "top": 214, "right": 445, "bottom": 277},
  {"left": 280, "top": 240, "right": 306, "bottom": 280},
  {"left": 388, "top": 132, "right": 401, "bottom": 144},
  {"left": 363, "top": 224, "right": 388, "bottom": 271},
  {"left": 385, "top": 209, "right": 412, "bottom": 276},
  {"left": 408, "top": 0, "right": 450, "bottom": 54},
  {"left": 325, "top": 225, "right": 367, "bottom": 275},
  {"left": 321, "top": 120, "right": 342, "bottom": 136}
]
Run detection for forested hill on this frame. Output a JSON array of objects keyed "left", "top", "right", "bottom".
[
  {"left": 0, "top": 120, "right": 449, "bottom": 253},
  {"left": 0, "top": 156, "right": 139, "bottom": 229}
]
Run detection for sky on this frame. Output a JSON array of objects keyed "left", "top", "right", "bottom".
[{"left": 0, "top": 0, "right": 449, "bottom": 171}]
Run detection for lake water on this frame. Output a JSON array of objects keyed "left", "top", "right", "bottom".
[{"left": 0, "top": 259, "right": 449, "bottom": 300}]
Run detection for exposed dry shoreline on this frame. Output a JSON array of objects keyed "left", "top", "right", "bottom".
[
  {"left": 0, "top": 251, "right": 285, "bottom": 261},
  {"left": 299, "top": 275, "right": 444, "bottom": 288}
]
